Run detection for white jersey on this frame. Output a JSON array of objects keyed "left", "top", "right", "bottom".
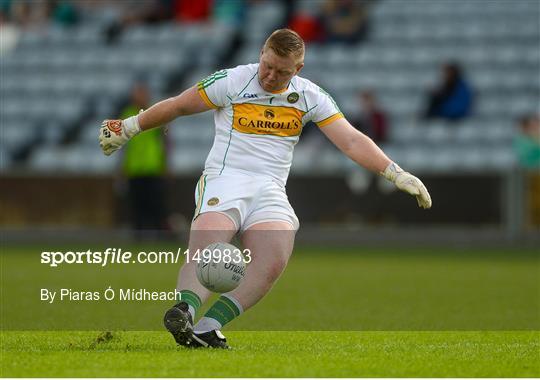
[{"left": 197, "top": 63, "right": 343, "bottom": 186}]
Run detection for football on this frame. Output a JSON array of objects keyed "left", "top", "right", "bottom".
[{"left": 196, "top": 242, "right": 247, "bottom": 293}]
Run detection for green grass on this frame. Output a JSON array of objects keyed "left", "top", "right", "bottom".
[
  {"left": 1, "top": 331, "right": 539, "bottom": 377},
  {"left": 2, "top": 246, "right": 538, "bottom": 330},
  {"left": 1, "top": 245, "right": 539, "bottom": 376}
]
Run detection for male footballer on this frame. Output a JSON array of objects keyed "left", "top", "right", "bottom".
[{"left": 99, "top": 29, "right": 432, "bottom": 349}]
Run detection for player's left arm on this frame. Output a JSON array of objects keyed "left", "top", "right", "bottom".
[{"left": 320, "top": 117, "right": 432, "bottom": 209}]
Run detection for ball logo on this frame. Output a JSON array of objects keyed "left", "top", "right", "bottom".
[
  {"left": 287, "top": 92, "right": 299, "bottom": 104},
  {"left": 207, "top": 197, "right": 219, "bottom": 206},
  {"left": 264, "top": 109, "right": 275, "bottom": 120},
  {"left": 105, "top": 120, "right": 123, "bottom": 136},
  {"left": 224, "top": 262, "right": 246, "bottom": 276}
]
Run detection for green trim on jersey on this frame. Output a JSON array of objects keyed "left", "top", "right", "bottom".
[
  {"left": 219, "top": 102, "right": 236, "bottom": 175},
  {"left": 302, "top": 90, "right": 309, "bottom": 113},
  {"left": 239, "top": 71, "right": 259, "bottom": 95},
  {"left": 218, "top": 69, "right": 256, "bottom": 175},
  {"left": 306, "top": 103, "right": 318, "bottom": 113},
  {"left": 219, "top": 125, "right": 234, "bottom": 175},
  {"left": 198, "top": 70, "right": 228, "bottom": 90}
]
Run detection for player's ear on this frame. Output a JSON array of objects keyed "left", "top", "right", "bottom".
[{"left": 295, "top": 62, "right": 304, "bottom": 76}]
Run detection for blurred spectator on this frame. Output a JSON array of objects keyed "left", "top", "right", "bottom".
[
  {"left": 423, "top": 62, "right": 473, "bottom": 121},
  {"left": 173, "top": 0, "right": 211, "bottom": 22},
  {"left": 351, "top": 91, "right": 389, "bottom": 143},
  {"left": 8, "top": 0, "right": 50, "bottom": 28},
  {"left": 4, "top": 0, "right": 79, "bottom": 28},
  {"left": 211, "top": 0, "right": 247, "bottom": 67},
  {"left": 104, "top": 0, "right": 174, "bottom": 44},
  {"left": 50, "top": 1, "right": 79, "bottom": 26},
  {"left": 320, "top": 0, "right": 370, "bottom": 44},
  {"left": 104, "top": 0, "right": 212, "bottom": 43},
  {"left": 514, "top": 114, "right": 540, "bottom": 228},
  {"left": 120, "top": 82, "right": 170, "bottom": 237},
  {"left": 281, "top": 0, "right": 295, "bottom": 27},
  {"left": 121, "top": 0, "right": 173, "bottom": 24},
  {"left": 514, "top": 114, "right": 540, "bottom": 169},
  {"left": 212, "top": 0, "right": 246, "bottom": 27},
  {"left": 0, "top": 10, "right": 20, "bottom": 54},
  {"left": 288, "top": 12, "right": 325, "bottom": 43}
]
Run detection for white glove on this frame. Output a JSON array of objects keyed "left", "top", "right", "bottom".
[
  {"left": 381, "top": 162, "right": 432, "bottom": 209},
  {"left": 99, "top": 115, "right": 141, "bottom": 156}
]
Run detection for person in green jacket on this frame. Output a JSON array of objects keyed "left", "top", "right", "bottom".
[{"left": 121, "top": 82, "right": 169, "bottom": 237}]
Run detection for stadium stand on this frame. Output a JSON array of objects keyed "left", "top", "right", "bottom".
[
  {"left": 1, "top": 15, "right": 236, "bottom": 172},
  {"left": 0, "top": 0, "right": 538, "bottom": 176},
  {"left": 293, "top": 0, "right": 539, "bottom": 174}
]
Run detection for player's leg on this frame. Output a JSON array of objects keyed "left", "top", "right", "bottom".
[
  {"left": 177, "top": 211, "right": 237, "bottom": 310},
  {"left": 164, "top": 211, "right": 237, "bottom": 347},
  {"left": 193, "top": 221, "right": 295, "bottom": 335},
  {"left": 232, "top": 221, "right": 295, "bottom": 309}
]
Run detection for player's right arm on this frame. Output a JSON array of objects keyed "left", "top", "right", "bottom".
[
  {"left": 322, "top": 118, "right": 432, "bottom": 209},
  {"left": 139, "top": 85, "right": 211, "bottom": 130},
  {"left": 312, "top": 85, "right": 431, "bottom": 209},
  {"left": 99, "top": 85, "right": 211, "bottom": 156}
]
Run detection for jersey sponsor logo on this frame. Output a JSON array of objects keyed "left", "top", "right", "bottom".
[
  {"left": 232, "top": 103, "right": 305, "bottom": 137},
  {"left": 287, "top": 92, "right": 299, "bottom": 104},
  {"left": 243, "top": 93, "right": 258, "bottom": 98},
  {"left": 207, "top": 197, "right": 219, "bottom": 206}
]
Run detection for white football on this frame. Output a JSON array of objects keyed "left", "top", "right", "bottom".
[{"left": 196, "top": 242, "right": 246, "bottom": 293}]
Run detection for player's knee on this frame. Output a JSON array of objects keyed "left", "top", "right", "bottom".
[{"left": 266, "top": 256, "right": 288, "bottom": 282}]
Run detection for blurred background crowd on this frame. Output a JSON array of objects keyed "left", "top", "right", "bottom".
[{"left": 0, "top": 0, "right": 538, "bottom": 242}]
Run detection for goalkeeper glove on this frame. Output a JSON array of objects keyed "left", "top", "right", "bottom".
[
  {"left": 99, "top": 115, "right": 141, "bottom": 156},
  {"left": 381, "top": 162, "right": 432, "bottom": 209}
]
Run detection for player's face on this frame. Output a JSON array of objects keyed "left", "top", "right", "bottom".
[{"left": 259, "top": 48, "right": 304, "bottom": 92}]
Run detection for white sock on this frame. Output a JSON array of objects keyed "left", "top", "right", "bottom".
[
  {"left": 187, "top": 305, "right": 195, "bottom": 321},
  {"left": 194, "top": 317, "right": 222, "bottom": 334}
]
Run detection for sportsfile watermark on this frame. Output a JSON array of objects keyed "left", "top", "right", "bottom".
[
  {"left": 40, "top": 247, "right": 252, "bottom": 267},
  {"left": 2, "top": 231, "right": 539, "bottom": 331}
]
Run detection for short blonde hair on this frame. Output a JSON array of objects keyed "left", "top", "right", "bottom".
[{"left": 263, "top": 29, "right": 305, "bottom": 62}]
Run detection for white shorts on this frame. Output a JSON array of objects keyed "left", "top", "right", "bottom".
[{"left": 193, "top": 174, "right": 299, "bottom": 232}]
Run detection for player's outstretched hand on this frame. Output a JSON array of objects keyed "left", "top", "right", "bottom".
[
  {"left": 382, "top": 162, "right": 432, "bottom": 209},
  {"left": 99, "top": 116, "right": 141, "bottom": 156}
]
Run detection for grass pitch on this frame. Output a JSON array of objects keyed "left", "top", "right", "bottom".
[
  {"left": 1, "top": 245, "right": 539, "bottom": 376},
  {"left": 1, "top": 331, "right": 538, "bottom": 377}
]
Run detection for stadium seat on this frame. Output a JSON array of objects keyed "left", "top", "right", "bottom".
[{"left": 2, "top": 0, "right": 536, "bottom": 176}]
